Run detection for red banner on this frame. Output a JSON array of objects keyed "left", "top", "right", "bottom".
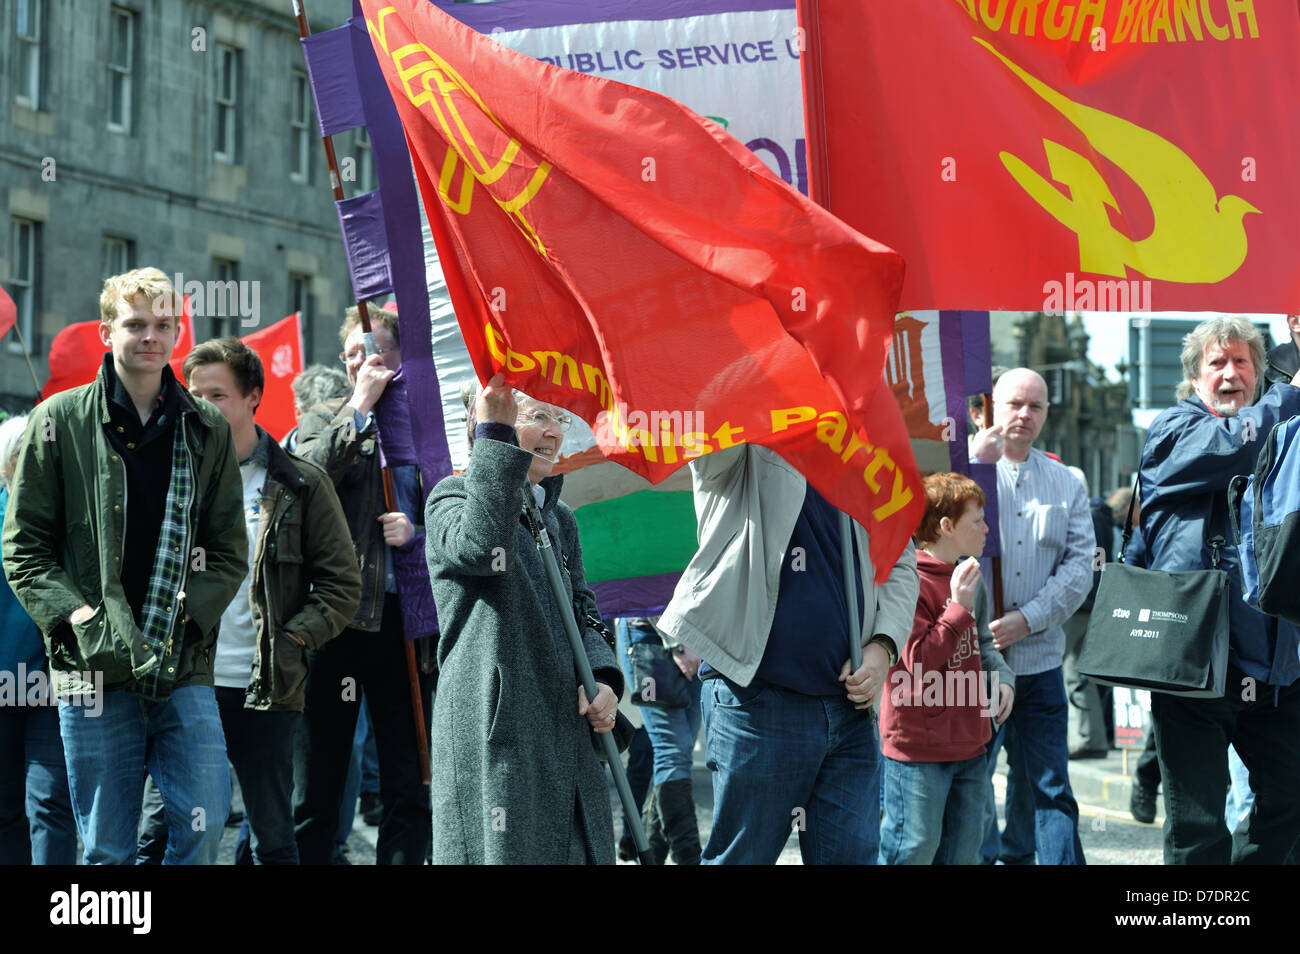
[
  {"left": 360, "top": 0, "right": 923, "bottom": 579},
  {"left": 798, "top": 0, "right": 1300, "bottom": 313},
  {"left": 0, "top": 285, "right": 16, "bottom": 341},
  {"left": 243, "top": 313, "right": 303, "bottom": 441}
]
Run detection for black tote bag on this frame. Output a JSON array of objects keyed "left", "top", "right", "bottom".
[{"left": 1077, "top": 482, "right": 1231, "bottom": 698}]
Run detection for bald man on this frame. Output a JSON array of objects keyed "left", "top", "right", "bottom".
[{"left": 970, "top": 369, "right": 1093, "bottom": 865}]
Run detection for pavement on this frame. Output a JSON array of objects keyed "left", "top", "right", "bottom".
[{"left": 214, "top": 744, "right": 1163, "bottom": 866}]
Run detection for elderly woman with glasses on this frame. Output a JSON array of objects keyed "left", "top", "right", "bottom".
[{"left": 424, "top": 373, "right": 624, "bottom": 865}]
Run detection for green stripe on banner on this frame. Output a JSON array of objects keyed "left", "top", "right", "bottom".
[{"left": 573, "top": 489, "right": 699, "bottom": 583}]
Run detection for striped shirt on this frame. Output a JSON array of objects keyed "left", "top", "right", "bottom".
[{"left": 978, "top": 448, "right": 1094, "bottom": 676}]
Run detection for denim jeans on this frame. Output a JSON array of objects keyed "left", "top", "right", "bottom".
[
  {"left": 880, "top": 753, "right": 989, "bottom": 864},
  {"left": 1151, "top": 666, "right": 1300, "bottom": 864},
  {"left": 293, "top": 607, "right": 432, "bottom": 865},
  {"left": 215, "top": 688, "right": 300, "bottom": 864},
  {"left": 616, "top": 620, "right": 702, "bottom": 787},
  {"left": 60, "top": 685, "right": 230, "bottom": 865},
  {"left": 982, "top": 668, "right": 1084, "bottom": 865},
  {"left": 0, "top": 703, "right": 77, "bottom": 865},
  {"left": 979, "top": 718, "right": 1033, "bottom": 863},
  {"left": 701, "top": 677, "right": 880, "bottom": 865}
]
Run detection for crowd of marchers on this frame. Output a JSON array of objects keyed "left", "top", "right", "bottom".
[{"left": 2, "top": 269, "right": 1298, "bottom": 865}]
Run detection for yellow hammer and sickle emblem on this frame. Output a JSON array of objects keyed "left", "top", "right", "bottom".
[
  {"left": 976, "top": 37, "right": 1259, "bottom": 284},
  {"left": 368, "top": 7, "right": 552, "bottom": 255}
]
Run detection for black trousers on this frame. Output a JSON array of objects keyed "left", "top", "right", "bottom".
[
  {"left": 294, "top": 597, "right": 432, "bottom": 864},
  {"left": 1151, "top": 665, "right": 1300, "bottom": 865}
]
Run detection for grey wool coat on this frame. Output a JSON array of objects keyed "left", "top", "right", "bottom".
[{"left": 424, "top": 438, "right": 625, "bottom": 865}]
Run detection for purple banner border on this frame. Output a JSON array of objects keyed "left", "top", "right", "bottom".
[{"left": 435, "top": 0, "right": 794, "bottom": 32}]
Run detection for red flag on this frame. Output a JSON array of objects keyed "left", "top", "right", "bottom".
[
  {"left": 0, "top": 285, "right": 16, "bottom": 341},
  {"left": 360, "top": 0, "right": 922, "bottom": 578},
  {"left": 797, "top": 0, "right": 1300, "bottom": 313},
  {"left": 242, "top": 313, "right": 303, "bottom": 441},
  {"left": 41, "top": 322, "right": 108, "bottom": 400}
]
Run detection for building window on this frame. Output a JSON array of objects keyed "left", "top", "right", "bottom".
[
  {"left": 215, "top": 44, "right": 240, "bottom": 162},
  {"left": 8, "top": 219, "right": 39, "bottom": 354},
  {"left": 290, "top": 70, "right": 312, "bottom": 182},
  {"left": 15, "top": 0, "right": 43, "bottom": 108},
  {"left": 103, "top": 236, "right": 134, "bottom": 279},
  {"left": 108, "top": 7, "right": 135, "bottom": 132},
  {"left": 355, "top": 126, "right": 375, "bottom": 193},
  {"left": 210, "top": 258, "right": 238, "bottom": 338}
]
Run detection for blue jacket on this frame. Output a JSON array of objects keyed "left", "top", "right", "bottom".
[
  {"left": 1139, "top": 384, "right": 1300, "bottom": 687},
  {"left": 0, "top": 486, "right": 44, "bottom": 675}
]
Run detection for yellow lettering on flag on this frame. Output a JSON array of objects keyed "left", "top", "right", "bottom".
[
  {"left": 367, "top": 6, "right": 552, "bottom": 255},
  {"left": 975, "top": 37, "right": 1260, "bottom": 284}
]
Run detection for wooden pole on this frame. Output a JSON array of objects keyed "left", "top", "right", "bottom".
[
  {"left": 293, "top": 0, "right": 430, "bottom": 786},
  {"left": 10, "top": 320, "right": 44, "bottom": 400}
]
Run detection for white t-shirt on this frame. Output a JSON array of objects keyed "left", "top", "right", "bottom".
[{"left": 213, "top": 458, "right": 267, "bottom": 690}]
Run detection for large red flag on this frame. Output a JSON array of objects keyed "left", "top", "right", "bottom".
[
  {"left": 0, "top": 285, "right": 16, "bottom": 341},
  {"left": 359, "top": 0, "right": 922, "bottom": 578},
  {"left": 242, "top": 313, "right": 303, "bottom": 442},
  {"left": 798, "top": 0, "right": 1300, "bottom": 313}
]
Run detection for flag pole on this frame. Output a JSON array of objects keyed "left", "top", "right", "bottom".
[
  {"left": 840, "top": 513, "right": 862, "bottom": 673},
  {"left": 293, "top": 0, "right": 432, "bottom": 787},
  {"left": 982, "top": 393, "right": 1005, "bottom": 619},
  {"left": 521, "top": 486, "right": 654, "bottom": 865},
  {"left": 10, "top": 320, "right": 44, "bottom": 400}
]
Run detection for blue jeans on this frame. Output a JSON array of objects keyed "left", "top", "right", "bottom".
[
  {"left": 981, "top": 718, "right": 1036, "bottom": 864},
  {"left": 61, "top": 685, "right": 230, "bottom": 865},
  {"left": 1225, "top": 744, "right": 1254, "bottom": 832},
  {"left": 880, "top": 753, "right": 989, "bottom": 864},
  {"left": 985, "top": 668, "right": 1084, "bottom": 865},
  {"left": 701, "top": 677, "right": 880, "bottom": 865},
  {"left": 0, "top": 703, "right": 77, "bottom": 865},
  {"left": 616, "top": 620, "right": 703, "bottom": 787}
]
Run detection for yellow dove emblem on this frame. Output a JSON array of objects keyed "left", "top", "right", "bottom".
[{"left": 976, "top": 37, "right": 1259, "bottom": 283}]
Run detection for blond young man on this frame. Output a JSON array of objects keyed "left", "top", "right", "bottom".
[{"left": 2, "top": 268, "right": 246, "bottom": 864}]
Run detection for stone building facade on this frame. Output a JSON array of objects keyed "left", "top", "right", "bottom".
[{"left": 1, "top": 0, "right": 366, "bottom": 413}]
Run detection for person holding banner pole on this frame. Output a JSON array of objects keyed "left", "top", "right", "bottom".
[
  {"left": 658, "top": 444, "right": 917, "bottom": 865},
  {"left": 292, "top": 306, "right": 433, "bottom": 865},
  {"left": 424, "top": 374, "right": 625, "bottom": 864}
]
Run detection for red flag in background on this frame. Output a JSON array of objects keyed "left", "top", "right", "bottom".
[
  {"left": 360, "top": 0, "right": 923, "bottom": 577},
  {"left": 41, "top": 297, "right": 196, "bottom": 400},
  {"left": 0, "top": 285, "right": 16, "bottom": 341},
  {"left": 40, "top": 322, "right": 106, "bottom": 400},
  {"left": 243, "top": 313, "right": 303, "bottom": 441},
  {"left": 797, "top": 0, "right": 1300, "bottom": 312}
]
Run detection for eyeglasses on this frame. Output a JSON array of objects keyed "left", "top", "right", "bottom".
[
  {"left": 339, "top": 345, "right": 399, "bottom": 366},
  {"left": 518, "top": 408, "right": 573, "bottom": 432}
]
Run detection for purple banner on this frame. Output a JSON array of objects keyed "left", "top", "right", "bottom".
[
  {"left": 435, "top": 0, "right": 794, "bottom": 32},
  {"left": 590, "top": 573, "right": 683, "bottom": 620},
  {"left": 337, "top": 191, "right": 393, "bottom": 303}
]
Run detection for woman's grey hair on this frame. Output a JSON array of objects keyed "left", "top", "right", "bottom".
[
  {"left": 292, "top": 364, "right": 351, "bottom": 410},
  {"left": 0, "top": 415, "right": 30, "bottom": 486},
  {"left": 1175, "top": 316, "right": 1265, "bottom": 402}
]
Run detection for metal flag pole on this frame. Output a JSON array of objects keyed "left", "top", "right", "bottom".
[
  {"left": 839, "top": 512, "right": 862, "bottom": 673},
  {"left": 9, "top": 321, "right": 43, "bottom": 400},
  {"left": 520, "top": 486, "right": 654, "bottom": 865},
  {"left": 292, "top": 0, "right": 431, "bottom": 786},
  {"left": 982, "top": 393, "right": 1005, "bottom": 619}
]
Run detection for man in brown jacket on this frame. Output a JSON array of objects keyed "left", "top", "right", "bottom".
[{"left": 184, "top": 338, "right": 360, "bottom": 864}]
